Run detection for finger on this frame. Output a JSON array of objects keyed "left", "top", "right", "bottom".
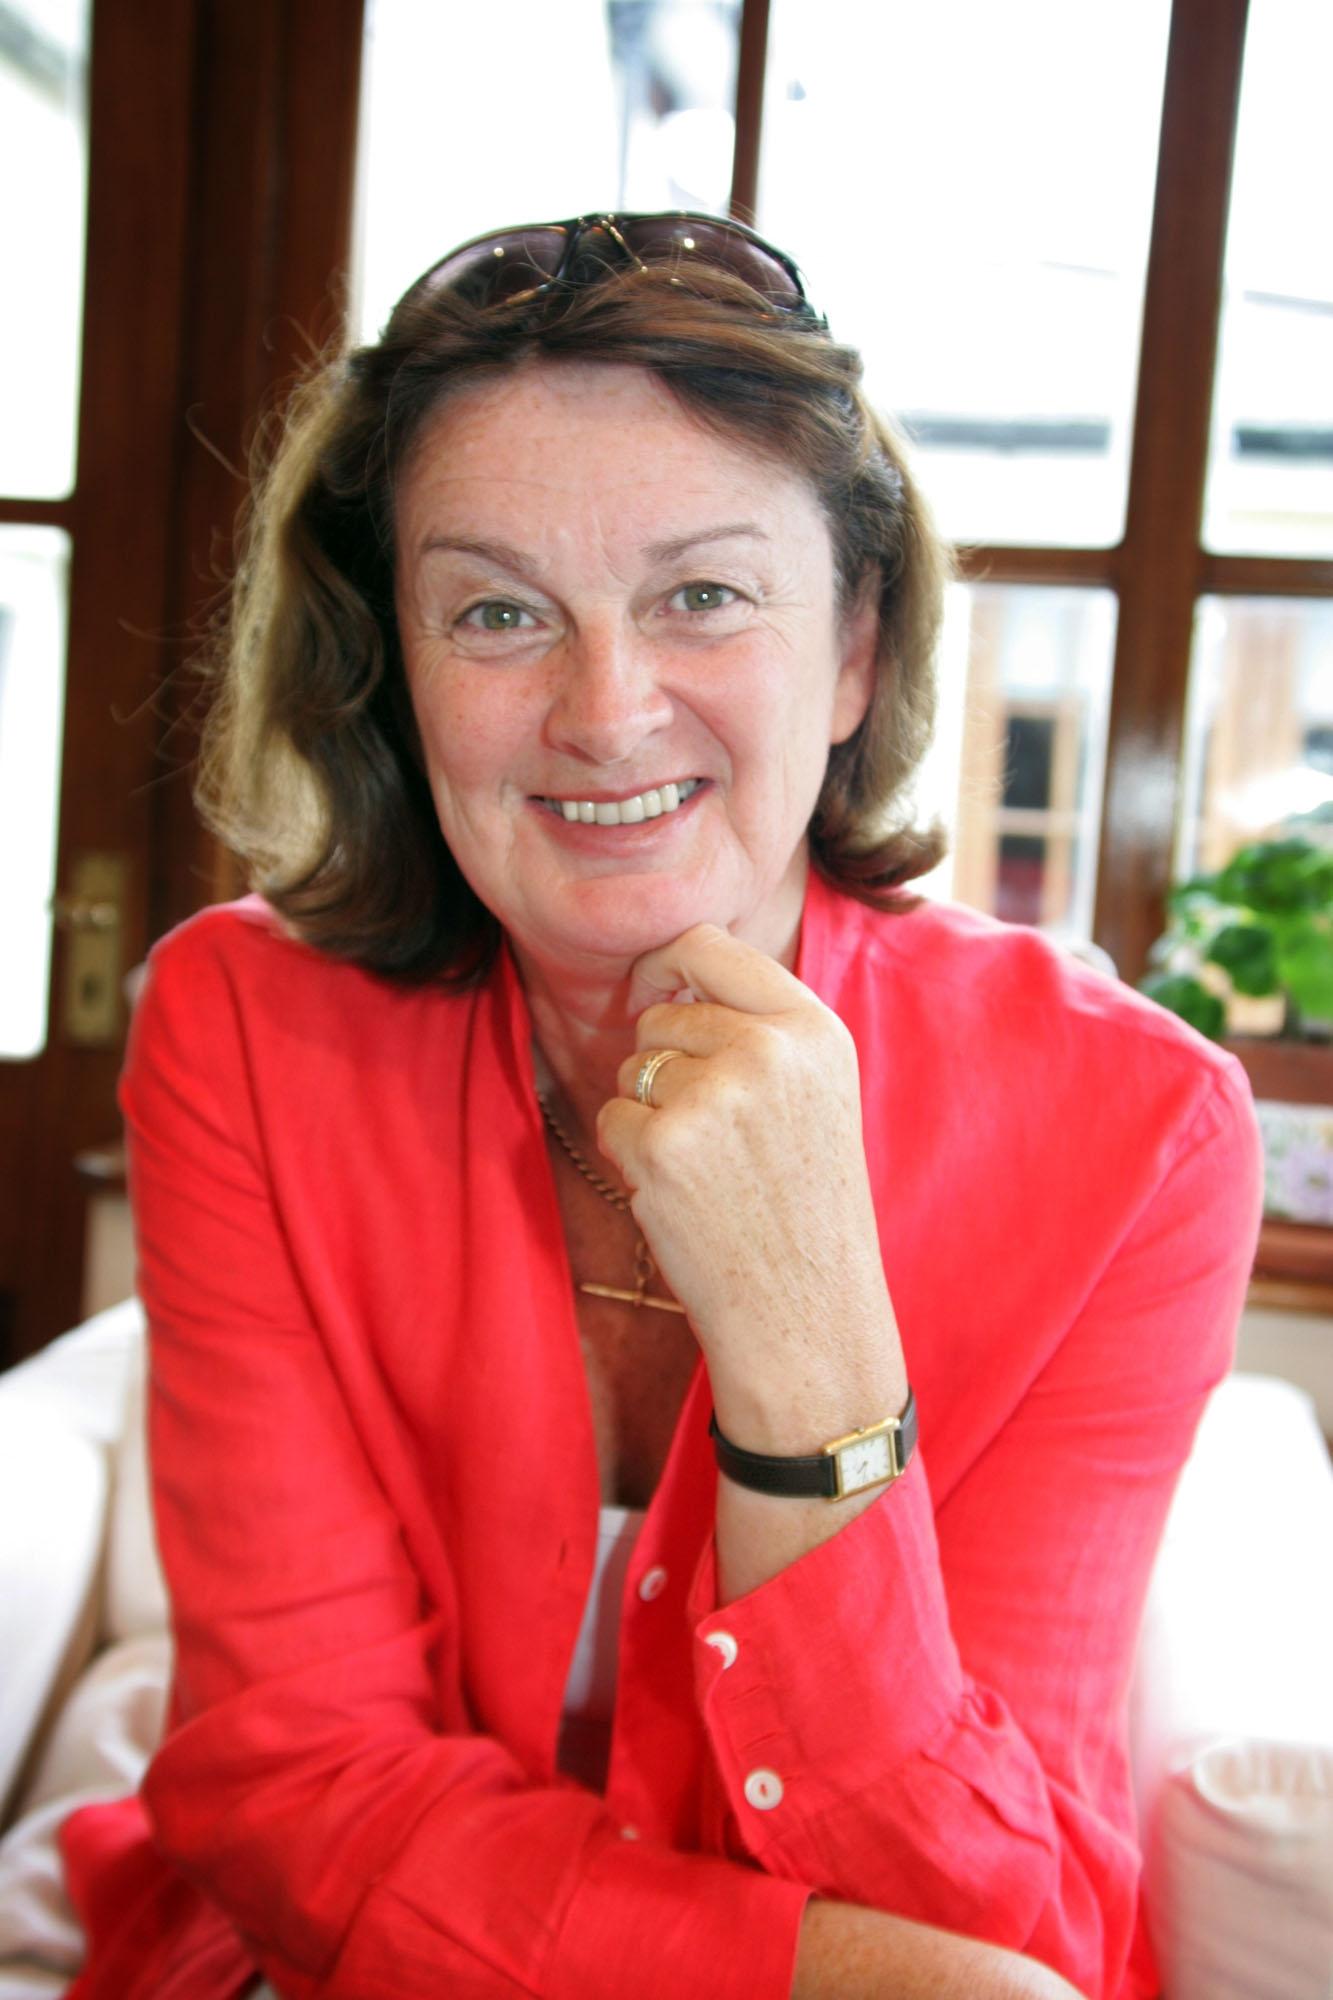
[
  {"left": 615, "top": 1045, "right": 699, "bottom": 1106},
  {"left": 595, "top": 1095, "right": 653, "bottom": 1180},
  {"left": 628, "top": 923, "right": 809, "bottom": 1018},
  {"left": 633, "top": 998, "right": 757, "bottom": 1060}
]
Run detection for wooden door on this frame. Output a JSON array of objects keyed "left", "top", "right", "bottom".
[{"left": 0, "top": 0, "right": 363, "bottom": 1365}]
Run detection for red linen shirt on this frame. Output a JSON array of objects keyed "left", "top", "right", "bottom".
[{"left": 61, "top": 873, "right": 1262, "bottom": 1999}]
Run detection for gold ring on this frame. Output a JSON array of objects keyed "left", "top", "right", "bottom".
[{"left": 634, "top": 1048, "right": 686, "bottom": 1107}]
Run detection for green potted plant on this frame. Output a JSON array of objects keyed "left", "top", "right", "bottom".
[{"left": 1141, "top": 825, "right": 1333, "bottom": 1221}]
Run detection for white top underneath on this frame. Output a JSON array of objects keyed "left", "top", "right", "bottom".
[{"left": 557, "top": 1502, "right": 648, "bottom": 1791}]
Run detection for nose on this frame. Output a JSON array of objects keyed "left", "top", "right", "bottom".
[{"left": 543, "top": 617, "right": 673, "bottom": 767}]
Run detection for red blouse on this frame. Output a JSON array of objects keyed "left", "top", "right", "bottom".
[{"left": 61, "top": 874, "right": 1262, "bottom": 1999}]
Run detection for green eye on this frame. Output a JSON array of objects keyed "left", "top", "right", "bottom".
[
  {"left": 674, "top": 582, "right": 736, "bottom": 614},
  {"left": 463, "top": 599, "right": 532, "bottom": 632}
]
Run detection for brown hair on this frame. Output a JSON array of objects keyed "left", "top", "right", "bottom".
[{"left": 197, "top": 256, "right": 951, "bottom": 983}]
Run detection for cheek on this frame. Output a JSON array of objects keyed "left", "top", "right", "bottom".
[{"left": 408, "top": 668, "right": 513, "bottom": 797}]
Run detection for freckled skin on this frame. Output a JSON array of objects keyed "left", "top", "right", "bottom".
[{"left": 393, "top": 359, "right": 878, "bottom": 991}]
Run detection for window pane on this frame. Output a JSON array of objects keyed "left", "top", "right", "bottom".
[
  {"left": 1204, "top": 0, "right": 1333, "bottom": 557},
  {"left": 756, "top": 0, "right": 1171, "bottom": 548},
  {"left": 0, "top": 0, "right": 90, "bottom": 498},
  {"left": 1178, "top": 597, "right": 1333, "bottom": 877},
  {"left": 352, "top": 0, "right": 741, "bottom": 342},
  {"left": 0, "top": 527, "right": 70, "bottom": 1060},
  {"left": 917, "top": 585, "right": 1115, "bottom": 938}
]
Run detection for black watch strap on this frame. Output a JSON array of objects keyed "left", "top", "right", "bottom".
[{"left": 709, "top": 1389, "right": 918, "bottom": 1500}]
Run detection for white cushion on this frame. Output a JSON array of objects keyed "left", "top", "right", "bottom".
[
  {"left": 0, "top": 1298, "right": 143, "bottom": 1450},
  {"left": 0, "top": 1633, "right": 170, "bottom": 1986},
  {"left": 0, "top": 1406, "right": 106, "bottom": 1824},
  {"left": 102, "top": 1332, "right": 169, "bottom": 1645},
  {"left": 1148, "top": 1741, "right": 1333, "bottom": 2000},
  {"left": 1130, "top": 1373, "right": 1333, "bottom": 1998}
]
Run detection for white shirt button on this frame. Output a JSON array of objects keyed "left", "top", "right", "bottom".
[
  {"left": 705, "top": 1629, "right": 739, "bottom": 1669},
  {"left": 743, "top": 1767, "right": 784, "bottom": 1811},
  {"left": 620, "top": 1824, "right": 640, "bottom": 1840},
  {"left": 638, "top": 1565, "right": 668, "bottom": 1602}
]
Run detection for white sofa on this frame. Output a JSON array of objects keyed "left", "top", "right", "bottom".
[{"left": 1, "top": 1299, "right": 1332, "bottom": 2000}]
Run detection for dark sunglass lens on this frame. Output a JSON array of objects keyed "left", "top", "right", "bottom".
[
  {"left": 622, "top": 218, "right": 805, "bottom": 308},
  {"left": 415, "top": 226, "right": 570, "bottom": 306}
]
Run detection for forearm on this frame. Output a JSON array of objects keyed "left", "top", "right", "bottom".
[{"left": 791, "top": 1900, "right": 1085, "bottom": 2000}]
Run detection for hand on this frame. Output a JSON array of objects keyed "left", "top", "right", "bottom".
[{"left": 596, "top": 925, "right": 906, "bottom": 1449}]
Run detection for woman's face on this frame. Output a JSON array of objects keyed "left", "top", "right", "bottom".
[{"left": 394, "top": 360, "right": 878, "bottom": 979}]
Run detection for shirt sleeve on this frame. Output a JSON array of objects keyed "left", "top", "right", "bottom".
[
  {"left": 123, "top": 938, "right": 811, "bottom": 2000},
  {"left": 685, "top": 1058, "right": 1263, "bottom": 2000}
]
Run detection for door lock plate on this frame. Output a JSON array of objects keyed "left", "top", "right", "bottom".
[{"left": 54, "top": 854, "right": 128, "bottom": 1045}]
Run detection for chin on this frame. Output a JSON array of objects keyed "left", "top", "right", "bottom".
[{"left": 531, "top": 876, "right": 744, "bottom": 966}]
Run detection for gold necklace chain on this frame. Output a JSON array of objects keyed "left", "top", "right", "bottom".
[
  {"left": 537, "top": 1091, "right": 631, "bottom": 1211},
  {"left": 537, "top": 1089, "right": 685, "bottom": 1315}
]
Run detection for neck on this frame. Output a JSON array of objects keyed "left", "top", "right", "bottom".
[{"left": 518, "top": 946, "right": 644, "bottom": 1154}]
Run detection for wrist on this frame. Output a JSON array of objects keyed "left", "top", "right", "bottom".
[
  {"left": 709, "top": 1364, "right": 908, "bottom": 1459},
  {"left": 711, "top": 1386, "right": 917, "bottom": 1505}
]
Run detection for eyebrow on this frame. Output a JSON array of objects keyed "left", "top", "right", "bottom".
[{"left": 417, "top": 523, "right": 771, "bottom": 577}]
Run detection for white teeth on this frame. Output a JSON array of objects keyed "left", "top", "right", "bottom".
[{"left": 545, "top": 779, "right": 700, "bottom": 826}]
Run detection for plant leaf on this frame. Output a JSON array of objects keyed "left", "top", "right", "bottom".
[
  {"left": 1138, "top": 973, "right": 1226, "bottom": 1041},
  {"left": 1213, "top": 839, "right": 1333, "bottom": 915},
  {"left": 1276, "top": 926, "right": 1333, "bottom": 1020},
  {"left": 1205, "top": 922, "right": 1278, "bottom": 996}
]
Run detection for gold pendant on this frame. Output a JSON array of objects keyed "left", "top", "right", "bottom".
[{"left": 579, "top": 1279, "right": 687, "bottom": 1315}]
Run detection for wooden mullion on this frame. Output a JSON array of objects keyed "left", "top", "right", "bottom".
[
  {"left": 0, "top": 498, "right": 76, "bottom": 530},
  {"left": 954, "top": 544, "right": 1119, "bottom": 590},
  {"left": 1199, "top": 552, "right": 1333, "bottom": 599},
  {"left": 1092, "top": 0, "right": 1250, "bottom": 983},
  {"left": 729, "top": 0, "right": 771, "bottom": 224}
]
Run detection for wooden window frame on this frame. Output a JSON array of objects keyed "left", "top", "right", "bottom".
[{"left": 733, "top": 0, "right": 1333, "bottom": 988}]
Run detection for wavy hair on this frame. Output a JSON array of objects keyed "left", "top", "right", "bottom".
[{"left": 196, "top": 253, "right": 951, "bottom": 983}]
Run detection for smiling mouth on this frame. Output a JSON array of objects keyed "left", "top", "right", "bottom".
[{"left": 539, "top": 779, "right": 703, "bottom": 826}]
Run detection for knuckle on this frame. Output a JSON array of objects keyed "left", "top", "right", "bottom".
[
  {"left": 738, "top": 1019, "right": 785, "bottom": 1071},
  {"left": 636, "top": 1002, "right": 676, "bottom": 1047}
]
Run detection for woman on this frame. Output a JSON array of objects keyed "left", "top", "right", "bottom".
[{"left": 63, "top": 214, "right": 1261, "bottom": 1999}]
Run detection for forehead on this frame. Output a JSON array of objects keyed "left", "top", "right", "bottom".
[{"left": 395, "top": 360, "right": 830, "bottom": 566}]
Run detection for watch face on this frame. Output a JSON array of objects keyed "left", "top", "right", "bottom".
[{"left": 837, "top": 1430, "right": 893, "bottom": 1495}]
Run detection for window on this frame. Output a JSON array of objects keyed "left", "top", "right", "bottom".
[{"left": 0, "top": 0, "right": 89, "bottom": 1059}]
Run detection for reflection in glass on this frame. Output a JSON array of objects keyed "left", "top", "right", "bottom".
[
  {"left": 609, "top": 1, "right": 739, "bottom": 215},
  {"left": 0, "top": 528, "right": 70, "bottom": 1060},
  {"left": 757, "top": 0, "right": 1171, "bottom": 548},
  {"left": 1204, "top": 0, "right": 1333, "bottom": 557},
  {"left": 0, "top": 0, "right": 90, "bottom": 498},
  {"left": 916, "top": 586, "right": 1115, "bottom": 940},
  {"left": 352, "top": 0, "right": 741, "bottom": 342},
  {"left": 1178, "top": 598, "right": 1333, "bottom": 879}
]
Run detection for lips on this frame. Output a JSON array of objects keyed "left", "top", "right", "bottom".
[{"left": 539, "top": 778, "right": 703, "bottom": 826}]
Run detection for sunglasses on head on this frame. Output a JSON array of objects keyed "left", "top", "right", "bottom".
[{"left": 392, "top": 211, "right": 824, "bottom": 326}]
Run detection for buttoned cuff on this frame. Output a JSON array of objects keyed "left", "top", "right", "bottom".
[{"left": 687, "top": 1455, "right": 964, "bottom": 1850}]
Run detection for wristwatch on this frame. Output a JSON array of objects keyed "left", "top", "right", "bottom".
[{"left": 709, "top": 1389, "right": 917, "bottom": 1502}]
